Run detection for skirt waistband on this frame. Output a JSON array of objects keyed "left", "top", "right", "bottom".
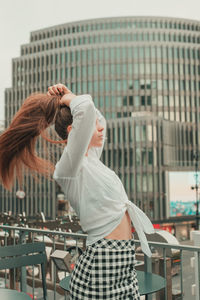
[{"left": 87, "top": 235, "right": 135, "bottom": 250}]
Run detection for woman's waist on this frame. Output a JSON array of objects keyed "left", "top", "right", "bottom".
[
  {"left": 103, "top": 210, "right": 133, "bottom": 240},
  {"left": 80, "top": 200, "right": 127, "bottom": 229}
]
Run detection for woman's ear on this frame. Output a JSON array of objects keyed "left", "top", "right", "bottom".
[{"left": 67, "top": 125, "right": 72, "bottom": 134}]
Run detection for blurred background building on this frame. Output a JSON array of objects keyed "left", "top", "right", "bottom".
[{"left": 1, "top": 16, "right": 200, "bottom": 221}]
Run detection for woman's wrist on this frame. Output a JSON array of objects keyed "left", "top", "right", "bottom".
[{"left": 60, "top": 93, "right": 77, "bottom": 107}]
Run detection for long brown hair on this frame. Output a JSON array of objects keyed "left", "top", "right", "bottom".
[{"left": 0, "top": 93, "right": 73, "bottom": 191}]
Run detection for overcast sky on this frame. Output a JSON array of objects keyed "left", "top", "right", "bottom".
[{"left": 1, "top": 0, "right": 200, "bottom": 123}]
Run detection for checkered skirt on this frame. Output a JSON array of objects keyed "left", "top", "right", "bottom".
[{"left": 69, "top": 237, "right": 140, "bottom": 299}]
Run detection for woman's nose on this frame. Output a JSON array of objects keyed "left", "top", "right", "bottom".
[{"left": 96, "top": 119, "right": 104, "bottom": 131}]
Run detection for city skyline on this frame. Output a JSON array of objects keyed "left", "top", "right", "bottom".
[{"left": 1, "top": 0, "right": 200, "bottom": 122}]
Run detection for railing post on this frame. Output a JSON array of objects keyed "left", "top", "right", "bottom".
[
  {"left": 144, "top": 254, "right": 152, "bottom": 273},
  {"left": 144, "top": 254, "right": 152, "bottom": 300},
  {"left": 157, "top": 257, "right": 172, "bottom": 300},
  {"left": 191, "top": 231, "right": 200, "bottom": 300},
  {"left": 9, "top": 229, "right": 14, "bottom": 290},
  {"left": 19, "top": 230, "right": 27, "bottom": 293}
]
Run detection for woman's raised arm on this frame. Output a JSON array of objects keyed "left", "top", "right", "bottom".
[{"left": 53, "top": 93, "right": 96, "bottom": 179}]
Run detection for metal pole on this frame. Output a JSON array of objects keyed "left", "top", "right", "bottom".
[
  {"left": 191, "top": 231, "right": 200, "bottom": 300},
  {"left": 195, "top": 89, "right": 199, "bottom": 229},
  {"left": 144, "top": 255, "right": 152, "bottom": 300},
  {"left": 195, "top": 152, "right": 199, "bottom": 230},
  {"left": 192, "top": 151, "right": 199, "bottom": 230},
  {"left": 19, "top": 231, "right": 27, "bottom": 293}
]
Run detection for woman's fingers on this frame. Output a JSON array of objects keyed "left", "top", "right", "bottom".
[
  {"left": 47, "top": 87, "right": 55, "bottom": 95},
  {"left": 57, "top": 84, "right": 64, "bottom": 95},
  {"left": 52, "top": 86, "right": 60, "bottom": 95},
  {"left": 57, "top": 84, "right": 71, "bottom": 95},
  {"left": 47, "top": 83, "right": 71, "bottom": 96},
  {"left": 48, "top": 86, "right": 61, "bottom": 95}
]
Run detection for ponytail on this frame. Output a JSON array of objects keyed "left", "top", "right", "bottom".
[{"left": 0, "top": 93, "right": 63, "bottom": 190}]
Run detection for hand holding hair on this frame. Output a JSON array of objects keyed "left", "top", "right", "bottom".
[
  {"left": 47, "top": 83, "right": 71, "bottom": 96},
  {"left": 47, "top": 83, "right": 76, "bottom": 107}
]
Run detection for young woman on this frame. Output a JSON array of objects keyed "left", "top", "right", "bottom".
[{"left": 0, "top": 83, "right": 154, "bottom": 299}]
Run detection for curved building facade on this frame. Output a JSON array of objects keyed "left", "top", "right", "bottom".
[{"left": 3, "top": 16, "right": 200, "bottom": 220}]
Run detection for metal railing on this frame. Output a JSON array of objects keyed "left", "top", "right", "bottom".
[
  {"left": 0, "top": 225, "right": 199, "bottom": 300},
  {"left": 142, "top": 240, "right": 200, "bottom": 300}
]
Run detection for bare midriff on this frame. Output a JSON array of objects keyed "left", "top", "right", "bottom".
[{"left": 104, "top": 210, "right": 133, "bottom": 240}]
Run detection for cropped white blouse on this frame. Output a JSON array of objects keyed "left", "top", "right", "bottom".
[{"left": 53, "top": 94, "right": 155, "bottom": 257}]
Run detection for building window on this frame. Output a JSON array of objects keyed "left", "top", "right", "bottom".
[
  {"left": 135, "top": 125, "right": 140, "bottom": 142},
  {"left": 151, "top": 47, "right": 156, "bottom": 57},
  {"left": 116, "top": 79, "right": 121, "bottom": 91},
  {"left": 138, "top": 46, "right": 144, "bottom": 58},
  {"left": 136, "top": 148, "right": 141, "bottom": 166},
  {"left": 157, "top": 80, "right": 162, "bottom": 90},
  {"left": 157, "top": 63, "right": 162, "bottom": 74},
  {"left": 141, "top": 96, "right": 145, "bottom": 106},
  {"left": 140, "top": 63, "right": 145, "bottom": 74},
  {"left": 133, "top": 63, "right": 139, "bottom": 74},
  {"left": 134, "top": 80, "right": 139, "bottom": 90},
  {"left": 134, "top": 96, "right": 140, "bottom": 106},
  {"left": 92, "top": 49, "right": 97, "bottom": 61}
]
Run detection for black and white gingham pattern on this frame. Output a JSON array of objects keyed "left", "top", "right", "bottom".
[{"left": 69, "top": 237, "right": 140, "bottom": 299}]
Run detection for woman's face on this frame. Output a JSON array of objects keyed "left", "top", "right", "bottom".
[
  {"left": 67, "top": 117, "right": 104, "bottom": 149},
  {"left": 88, "top": 117, "right": 104, "bottom": 148}
]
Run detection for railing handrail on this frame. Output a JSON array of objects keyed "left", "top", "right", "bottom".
[
  {"left": 0, "top": 224, "right": 86, "bottom": 239},
  {"left": 137, "top": 240, "right": 200, "bottom": 252},
  {"left": 1, "top": 224, "right": 200, "bottom": 252}
]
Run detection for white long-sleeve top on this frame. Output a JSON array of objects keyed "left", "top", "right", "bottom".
[{"left": 53, "top": 94, "right": 155, "bottom": 257}]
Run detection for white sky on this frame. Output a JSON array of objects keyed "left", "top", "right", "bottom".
[{"left": 1, "top": 0, "right": 200, "bottom": 123}]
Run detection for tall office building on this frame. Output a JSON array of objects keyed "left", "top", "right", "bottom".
[{"left": 2, "top": 16, "right": 200, "bottom": 220}]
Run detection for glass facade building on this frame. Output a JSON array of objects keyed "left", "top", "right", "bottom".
[{"left": 2, "top": 16, "right": 200, "bottom": 220}]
